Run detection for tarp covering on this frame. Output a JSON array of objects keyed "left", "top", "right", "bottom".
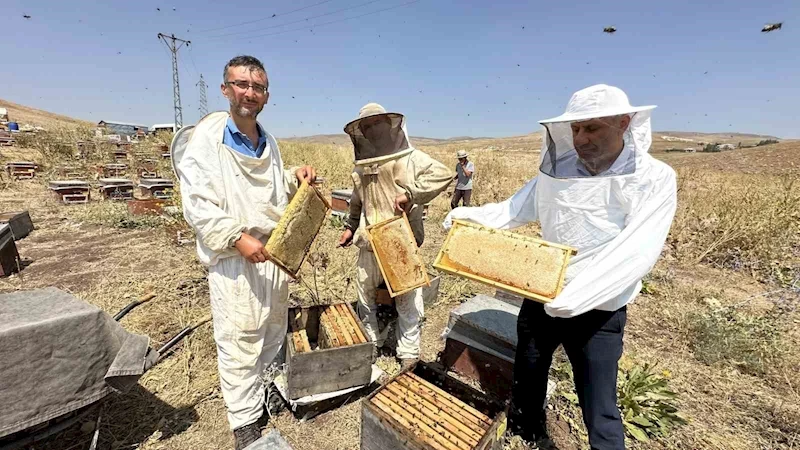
[{"left": 0, "top": 287, "right": 157, "bottom": 438}]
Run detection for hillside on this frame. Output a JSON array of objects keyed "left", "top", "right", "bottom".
[
  {"left": 285, "top": 130, "right": 780, "bottom": 153},
  {"left": 0, "top": 98, "right": 93, "bottom": 129},
  {"left": 656, "top": 139, "right": 799, "bottom": 174},
  {"left": 2, "top": 98, "right": 780, "bottom": 150}
]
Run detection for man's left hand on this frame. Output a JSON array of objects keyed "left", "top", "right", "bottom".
[
  {"left": 295, "top": 165, "right": 317, "bottom": 184},
  {"left": 394, "top": 193, "right": 409, "bottom": 213}
]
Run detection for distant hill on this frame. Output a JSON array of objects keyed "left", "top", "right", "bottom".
[
  {"left": 280, "top": 134, "right": 458, "bottom": 146},
  {"left": 1, "top": 98, "right": 783, "bottom": 150},
  {"left": 281, "top": 133, "right": 540, "bottom": 147},
  {"left": 0, "top": 98, "right": 93, "bottom": 129}
]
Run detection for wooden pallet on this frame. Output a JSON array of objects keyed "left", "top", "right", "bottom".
[
  {"left": 362, "top": 363, "right": 506, "bottom": 450},
  {"left": 434, "top": 220, "right": 577, "bottom": 304}
]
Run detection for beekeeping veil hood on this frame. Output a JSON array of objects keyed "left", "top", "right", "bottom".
[
  {"left": 538, "top": 84, "right": 656, "bottom": 179},
  {"left": 344, "top": 103, "right": 414, "bottom": 166}
]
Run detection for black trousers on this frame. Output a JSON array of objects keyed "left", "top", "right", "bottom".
[
  {"left": 509, "top": 301, "right": 627, "bottom": 450},
  {"left": 451, "top": 189, "right": 472, "bottom": 208}
]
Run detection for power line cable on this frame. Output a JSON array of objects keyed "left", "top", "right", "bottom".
[
  {"left": 217, "top": 0, "right": 421, "bottom": 41},
  {"left": 187, "top": 44, "right": 202, "bottom": 77},
  {"left": 197, "top": 0, "right": 337, "bottom": 34},
  {"left": 206, "top": 0, "right": 384, "bottom": 39}
]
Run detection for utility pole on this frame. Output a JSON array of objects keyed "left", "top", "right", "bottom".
[
  {"left": 157, "top": 33, "right": 190, "bottom": 129},
  {"left": 196, "top": 74, "right": 208, "bottom": 117}
]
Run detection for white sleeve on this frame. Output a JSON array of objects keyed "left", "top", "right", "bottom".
[
  {"left": 178, "top": 136, "right": 247, "bottom": 253},
  {"left": 544, "top": 170, "right": 678, "bottom": 318},
  {"left": 468, "top": 161, "right": 475, "bottom": 172},
  {"left": 442, "top": 177, "right": 538, "bottom": 230}
]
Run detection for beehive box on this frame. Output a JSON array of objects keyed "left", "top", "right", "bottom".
[
  {"left": 440, "top": 294, "right": 520, "bottom": 401},
  {"left": 366, "top": 214, "right": 430, "bottom": 297},
  {"left": 98, "top": 178, "right": 135, "bottom": 200},
  {"left": 285, "top": 304, "right": 373, "bottom": 399},
  {"left": 434, "top": 220, "right": 577, "bottom": 304},
  {"left": 5, "top": 162, "right": 38, "bottom": 180},
  {"left": 49, "top": 180, "right": 91, "bottom": 204},
  {"left": 103, "top": 163, "right": 128, "bottom": 178},
  {"left": 0, "top": 225, "right": 21, "bottom": 277},
  {"left": 0, "top": 211, "right": 33, "bottom": 241},
  {"left": 330, "top": 189, "right": 352, "bottom": 217},
  {"left": 361, "top": 362, "right": 507, "bottom": 450},
  {"left": 138, "top": 178, "right": 174, "bottom": 200},
  {"left": 265, "top": 183, "right": 330, "bottom": 278},
  {"left": 56, "top": 165, "right": 87, "bottom": 180}
]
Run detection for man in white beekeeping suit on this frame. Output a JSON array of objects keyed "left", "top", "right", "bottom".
[
  {"left": 170, "top": 55, "right": 316, "bottom": 449},
  {"left": 444, "top": 85, "right": 677, "bottom": 449},
  {"left": 338, "top": 103, "right": 454, "bottom": 369}
]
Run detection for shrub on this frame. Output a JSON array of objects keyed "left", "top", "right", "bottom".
[
  {"left": 555, "top": 358, "right": 687, "bottom": 443},
  {"left": 670, "top": 170, "right": 800, "bottom": 282},
  {"left": 617, "top": 362, "right": 687, "bottom": 443},
  {"left": 688, "top": 301, "right": 789, "bottom": 376}
]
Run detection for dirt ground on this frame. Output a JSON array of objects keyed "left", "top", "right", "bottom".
[{"left": 1, "top": 127, "right": 798, "bottom": 450}]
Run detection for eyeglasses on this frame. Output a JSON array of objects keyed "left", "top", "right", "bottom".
[{"left": 225, "top": 80, "right": 268, "bottom": 95}]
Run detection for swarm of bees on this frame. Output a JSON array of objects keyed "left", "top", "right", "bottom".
[
  {"left": 762, "top": 23, "right": 782, "bottom": 32},
  {"left": 603, "top": 26, "right": 616, "bottom": 34}
]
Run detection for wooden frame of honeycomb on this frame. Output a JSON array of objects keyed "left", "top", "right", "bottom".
[
  {"left": 366, "top": 213, "right": 430, "bottom": 297},
  {"left": 434, "top": 220, "right": 577, "bottom": 304},
  {"left": 265, "top": 182, "right": 331, "bottom": 279}
]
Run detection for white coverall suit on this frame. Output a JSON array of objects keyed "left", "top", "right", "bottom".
[
  {"left": 171, "top": 111, "right": 299, "bottom": 430},
  {"left": 344, "top": 113, "right": 453, "bottom": 359}
]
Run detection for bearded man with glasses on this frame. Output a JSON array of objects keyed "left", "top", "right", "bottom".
[{"left": 170, "top": 55, "right": 316, "bottom": 449}]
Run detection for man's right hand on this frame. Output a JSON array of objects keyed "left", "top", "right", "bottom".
[
  {"left": 338, "top": 229, "right": 354, "bottom": 248},
  {"left": 234, "top": 233, "right": 271, "bottom": 263}
]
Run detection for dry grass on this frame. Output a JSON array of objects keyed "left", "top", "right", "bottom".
[{"left": 0, "top": 119, "right": 798, "bottom": 450}]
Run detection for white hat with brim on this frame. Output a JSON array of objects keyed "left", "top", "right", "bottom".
[
  {"left": 343, "top": 102, "right": 405, "bottom": 134},
  {"left": 539, "top": 84, "right": 656, "bottom": 124},
  {"left": 456, "top": 150, "right": 468, "bottom": 158}
]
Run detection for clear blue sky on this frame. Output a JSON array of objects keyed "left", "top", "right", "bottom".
[{"left": 2, "top": 0, "right": 797, "bottom": 138}]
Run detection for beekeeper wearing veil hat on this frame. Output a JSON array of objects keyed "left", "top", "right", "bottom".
[
  {"left": 444, "top": 85, "right": 677, "bottom": 448},
  {"left": 339, "top": 103, "right": 454, "bottom": 369}
]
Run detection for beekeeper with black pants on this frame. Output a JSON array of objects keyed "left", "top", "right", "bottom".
[{"left": 444, "top": 85, "right": 678, "bottom": 449}]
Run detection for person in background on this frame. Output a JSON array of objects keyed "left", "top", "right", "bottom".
[
  {"left": 338, "top": 103, "right": 454, "bottom": 369},
  {"left": 172, "top": 55, "right": 316, "bottom": 450},
  {"left": 444, "top": 85, "right": 677, "bottom": 450},
  {"left": 451, "top": 149, "right": 475, "bottom": 209}
]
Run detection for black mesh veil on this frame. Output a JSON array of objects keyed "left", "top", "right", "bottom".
[{"left": 344, "top": 113, "right": 412, "bottom": 165}]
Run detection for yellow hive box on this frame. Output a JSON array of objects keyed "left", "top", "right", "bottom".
[
  {"left": 366, "top": 214, "right": 430, "bottom": 297},
  {"left": 266, "top": 182, "right": 331, "bottom": 278},
  {"left": 434, "top": 220, "right": 577, "bottom": 304}
]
